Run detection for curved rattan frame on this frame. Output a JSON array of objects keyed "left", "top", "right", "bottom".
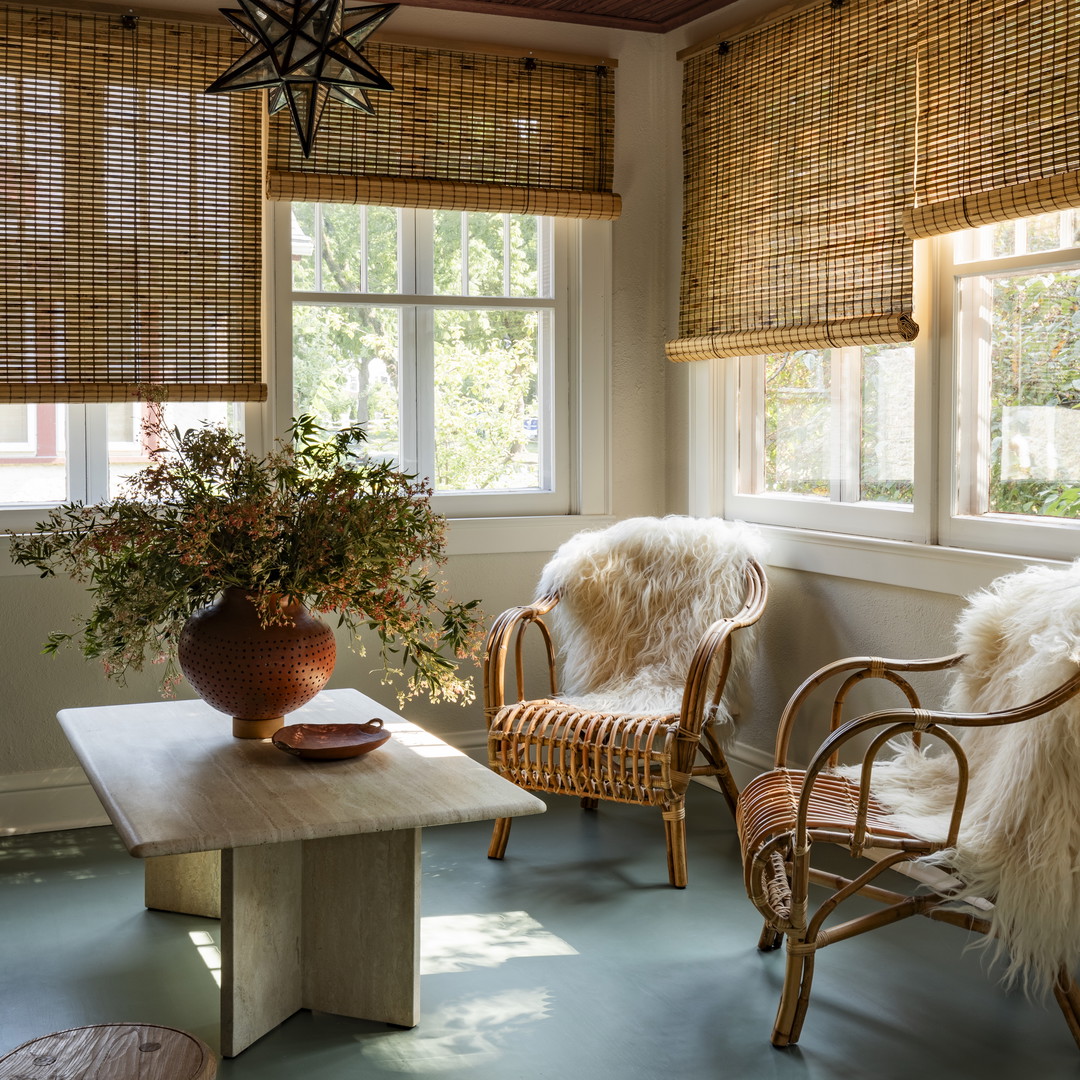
[
  {"left": 736, "top": 652, "right": 1080, "bottom": 1050},
  {"left": 484, "top": 558, "right": 768, "bottom": 887}
]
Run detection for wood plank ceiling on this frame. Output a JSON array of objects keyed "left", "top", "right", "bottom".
[{"left": 392, "top": 0, "right": 739, "bottom": 33}]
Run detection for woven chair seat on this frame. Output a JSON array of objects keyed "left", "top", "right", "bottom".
[
  {"left": 737, "top": 767, "right": 940, "bottom": 922},
  {"left": 488, "top": 699, "right": 683, "bottom": 806}
]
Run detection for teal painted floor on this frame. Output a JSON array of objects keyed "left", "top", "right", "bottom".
[{"left": 1, "top": 782, "right": 1076, "bottom": 1079}]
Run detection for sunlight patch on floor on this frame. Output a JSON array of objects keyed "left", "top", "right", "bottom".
[
  {"left": 421, "top": 911, "right": 578, "bottom": 974},
  {"left": 189, "top": 929, "right": 222, "bottom": 987},
  {"left": 358, "top": 988, "right": 552, "bottom": 1073}
]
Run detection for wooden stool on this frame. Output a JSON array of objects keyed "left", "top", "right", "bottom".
[{"left": 0, "top": 1023, "right": 217, "bottom": 1079}]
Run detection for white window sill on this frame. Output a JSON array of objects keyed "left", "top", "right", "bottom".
[
  {"left": 0, "top": 514, "right": 615, "bottom": 577},
  {"left": 8, "top": 514, "right": 1054, "bottom": 589},
  {"left": 760, "top": 524, "right": 1068, "bottom": 596}
]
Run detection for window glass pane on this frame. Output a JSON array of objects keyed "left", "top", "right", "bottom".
[
  {"left": 291, "top": 205, "right": 317, "bottom": 287},
  {"left": 861, "top": 343, "right": 914, "bottom": 504},
  {"left": 0, "top": 403, "right": 67, "bottom": 504},
  {"left": 954, "top": 209, "right": 1080, "bottom": 263},
  {"left": 291, "top": 204, "right": 398, "bottom": 294},
  {"left": 0, "top": 404, "right": 30, "bottom": 445},
  {"left": 293, "top": 303, "right": 400, "bottom": 461},
  {"left": 433, "top": 210, "right": 464, "bottom": 295},
  {"left": 965, "top": 266, "right": 1080, "bottom": 518},
  {"left": 763, "top": 350, "right": 832, "bottom": 497},
  {"left": 433, "top": 308, "right": 543, "bottom": 491},
  {"left": 466, "top": 212, "right": 506, "bottom": 297},
  {"left": 108, "top": 402, "right": 242, "bottom": 496},
  {"left": 365, "top": 206, "right": 399, "bottom": 294},
  {"left": 508, "top": 214, "right": 540, "bottom": 298}
]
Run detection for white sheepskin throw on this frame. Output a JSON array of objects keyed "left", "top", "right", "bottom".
[
  {"left": 536, "top": 516, "right": 766, "bottom": 728},
  {"left": 860, "top": 560, "right": 1080, "bottom": 997}
]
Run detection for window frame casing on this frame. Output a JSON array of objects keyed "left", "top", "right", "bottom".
[
  {"left": 269, "top": 202, "right": 610, "bottom": 523},
  {"left": 711, "top": 230, "right": 1080, "bottom": 565}
]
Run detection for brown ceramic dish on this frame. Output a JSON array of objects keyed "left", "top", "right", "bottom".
[{"left": 271, "top": 719, "right": 391, "bottom": 760}]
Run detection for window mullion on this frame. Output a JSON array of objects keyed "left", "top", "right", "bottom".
[
  {"left": 833, "top": 348, "right": 861, "bottom": 503},
  {"left": 460, "top": 212, "right": 469, "bottom": 296},
  {"left": 313, "top": 205, "right": 324, "bottom": 293},
  {"left": 359, "top": 206, "right": 369, "bottom": 294},
  {"left": 503, "top": 213, "right": 512, "bottom": 296},
  {"left": 955, "top": 272, "right": 993, "bottom": 516},
  {"left": 738, "top": 355, "right": 765, "bottom": 494}
]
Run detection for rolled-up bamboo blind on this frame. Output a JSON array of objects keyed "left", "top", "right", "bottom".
[
  {"left": 667, "top": 0, "right": 918, "bottom": 363},
  {"left": 905, "top": 0, "right": 1080, "bottom": 239},
  {"left": 0, "top": 5, "right": 265, "bottom": 404},
  {"left": 265, "top": 43, "right": 621, "bottom": 221}
]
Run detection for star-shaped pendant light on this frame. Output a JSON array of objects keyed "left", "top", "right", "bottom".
[{"left": 207, "top": 0, "right": 398, "bottom": 157}]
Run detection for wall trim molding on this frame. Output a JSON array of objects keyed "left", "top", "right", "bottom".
[{"left": 0, "top": 767, "right": 108, "bottom": 837}]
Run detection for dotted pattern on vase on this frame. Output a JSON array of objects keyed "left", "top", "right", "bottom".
[{"left": 178, "top": 596, "right": 337, "bottom": 721}]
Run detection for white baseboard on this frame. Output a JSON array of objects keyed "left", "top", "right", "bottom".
[
  {"left": 0, "top": 767, "right": 109, "bottom": 836},
  {"left": 727, "top": 738, "right": 775, "bottom": 785}
]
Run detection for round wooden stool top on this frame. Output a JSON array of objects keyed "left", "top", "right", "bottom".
[{"left": 0, "top": 1023, "right": 217, "bottom": 1080}]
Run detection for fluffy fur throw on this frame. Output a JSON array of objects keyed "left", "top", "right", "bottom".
[
  {"left": 861, "top": 561, "right": 1080, "bottom": 997},
  {"left": 536, "top": 516, "right": 766, "bottom": 727}
]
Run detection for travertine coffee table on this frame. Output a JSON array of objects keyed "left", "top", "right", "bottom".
[{"left": 58, "top": 689, "right": 544, "bottom": 1057}]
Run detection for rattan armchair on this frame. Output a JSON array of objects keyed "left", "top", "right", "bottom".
[
  {"left": 484, "top": 516, "right": 768, "bottom": 888},
  {"left": 737, "top": 643, "right": 1080, "bottom": 1051}
]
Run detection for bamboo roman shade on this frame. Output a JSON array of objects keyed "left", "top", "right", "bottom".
[
  {"left": 0, "top": 5, "right": 264, "bottom": 404},
  {"left": 905, "top": 0, "right": 1080, "bottom": 239},
  {"left": 265, "top": 43, "right": 621, "bottom": 220},
  {"left": 668, "top": 0, "right": 918, "bottom": 363}
]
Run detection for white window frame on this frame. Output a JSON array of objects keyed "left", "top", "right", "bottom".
[
  {"left": 270, "top": 202, "right": 611, "bottom": 523},
  {"left": 938, "top": 235, "right": 1080, "bottom": 560},
  {"left": 698, "top": 228, "right": 1080, "bottom": 590},
  {"left": 719, "top": 242, "right": 934, "bottom": 545}
]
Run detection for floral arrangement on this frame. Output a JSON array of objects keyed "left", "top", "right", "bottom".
[{"left": 8, "top": 415, "right": 483, "bottom": 704}]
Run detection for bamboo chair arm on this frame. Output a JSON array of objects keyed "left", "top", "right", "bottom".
[
  {"left": 482, "top": 592, "right": 560, "bottom": 717},
  {"left": 773, "top": 652, "right": 966, "bottom": 768},
  {"left": 793, "top": 662, "right": 1080, "bottom": 857},
  {"left": 679, "top": 558, "right": 770, "bottom": 739}
]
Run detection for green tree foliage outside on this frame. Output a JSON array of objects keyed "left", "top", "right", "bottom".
[
  {"left": 291, "top": 204, "right": 544, "bottom": 493},
  {"left": 984, "top": 263, "right": 1080, "bottom": 519}
]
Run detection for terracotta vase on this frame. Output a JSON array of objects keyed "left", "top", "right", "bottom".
[{"left": 178, "top": 588, "right": 337, "bottom": 738}]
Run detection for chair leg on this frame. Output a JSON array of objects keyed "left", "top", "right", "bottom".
[
  {"left": 1054, "top": 967, "right": 1080, "bottom": 1052},
  {"left": 663, "top": 802, "right": 688, "bottom": 888},
  {"left": 757, "top": 921, "right": 783, "bottom": 951},
  {"left": 488, "top": 817, "right": 512, "bottom": 859},
  {"left": 771, "top": 940, "right": 815, "bottom": 1048},
  {"left": 580, "top": 797, "right": 599, "bottom": 810}
]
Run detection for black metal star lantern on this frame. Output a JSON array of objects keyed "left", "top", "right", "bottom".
[{"left": 207, "top": 0, "right": 398, "bottom": 158}]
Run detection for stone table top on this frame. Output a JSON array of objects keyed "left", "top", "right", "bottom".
[{"left": 58, "top": 688, "right": 545, "bottom": 858}]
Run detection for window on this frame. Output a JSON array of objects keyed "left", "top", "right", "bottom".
[
  {"left": 944, "top": 210, "right": 1080, "bottom": 558},
  {"left": 283, "top": 203, "right": 572, "bottom": 516},
  {"left": 723, "top": 209, "right": 1080, "bottom": 561},
  {"left": 0, "top": 402, "right": 241, "bottom": 532}
]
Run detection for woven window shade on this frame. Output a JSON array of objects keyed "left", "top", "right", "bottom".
[
  {"left": 265, "top": 43, "right": 620, "bottom": 221},
  {"left": 0, "top": 5, "right": 264, "bottom": 404},
  {"left": 905, "top": 0, "right": 1080, "bottom": 239},
  {"left": 667, "top": 0, "right": 918, "bottom": 363}
]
